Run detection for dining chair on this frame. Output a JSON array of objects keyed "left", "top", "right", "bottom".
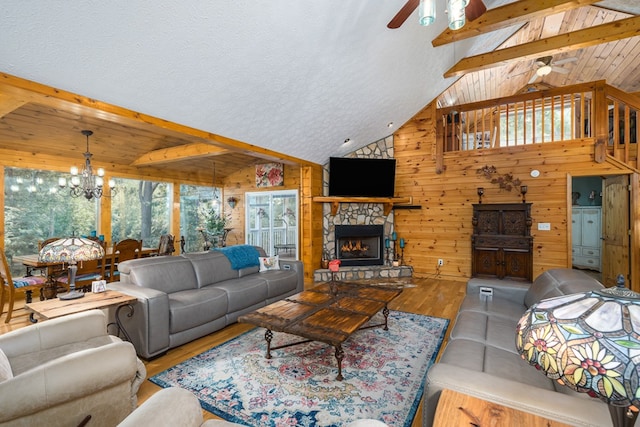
[
  {"left": 0, "top": 250, "right": 47, "bottom": 323},
  {"left": 29, "top": 236, "right": 64, "bottom": 277},
  {"left": 56, "top": 240, "right": 108, "bottom": 292},
  {"left": 109, "top": 239, "right": 143, "bottom": 282},
  {"left": 157, "top": 234, "right": 175, "bottom": 256}
]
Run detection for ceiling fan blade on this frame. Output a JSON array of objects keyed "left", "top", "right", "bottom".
[
  {"left": 465, "top": 0, "right": 487, "bottom": 22},
  {"left": 387, "top": 0, "right": 420, "bottom": 29},
  {"left": 553, "top": 57, "right": 578, "bottom": 66},
  {"left": 552, "top": 66, "right": 570, "bottom": 74},
  {"left": 528, "top": 73, "right": 540, "bottom": 84}
]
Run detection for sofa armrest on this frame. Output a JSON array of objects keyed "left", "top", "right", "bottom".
[
  {"left": 466, "top": 277, "right": 530, "bottom": 304},
  {"left": 118, "top": 387, "right": 204, "bottom": 427},
  {"left": 0, "top": 310, "right": 107, "bottom": 357},
  {"left": 0, "top": 341, "right": 138, "bottom": 423},
  {"left": 425, "top": 363, "right": 610, "bottom": 427},
  {"left": 107, "top": 282, "right": 170, "bottom": 359},
  {"left": 278, "top": 259, "right": 304, "bottom": 292}
]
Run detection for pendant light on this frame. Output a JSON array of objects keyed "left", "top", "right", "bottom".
[{"left": 418, "top": 0, "right": 436, "bottom": 26}]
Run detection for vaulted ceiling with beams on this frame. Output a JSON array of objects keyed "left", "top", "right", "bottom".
[{"left": 0, "top": 1, "right": 639, "bottom": 180}]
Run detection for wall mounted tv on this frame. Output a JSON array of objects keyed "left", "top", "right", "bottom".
[{"left": 328, "top": 157, "right": 396, "bottom": 197}]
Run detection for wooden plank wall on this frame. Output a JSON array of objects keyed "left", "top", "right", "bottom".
[
  {"left": 393, "top": 100, "right": 631, "bottom": 281},
  {"left": 221, "top": 164, "right": 301, "bottom": 248},
  {"left": 223, "top": 163, "right": 323, "bottom": 283}
]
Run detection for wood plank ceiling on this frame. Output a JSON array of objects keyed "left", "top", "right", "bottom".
[
  {"left": 0, "top": 1, "right": 638, "bottom": 182},
  {"left": 438, "top": 3, "right": 640, "bottom": 107}
]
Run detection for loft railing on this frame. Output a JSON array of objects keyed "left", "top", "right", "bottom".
[{"left": 436, "top": 81, "right": 640, "bottom": 170}]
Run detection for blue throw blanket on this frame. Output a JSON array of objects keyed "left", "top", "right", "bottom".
[{"left": 214, "top": 245, "right": 260, "bottom": 270}]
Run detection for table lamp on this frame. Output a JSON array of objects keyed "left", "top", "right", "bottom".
[
  {"left": 516, "top": 275, "right": 640, "bottom": 427},
  {"left": 38, "top": 236, "right": 105, "bottom": 300}
]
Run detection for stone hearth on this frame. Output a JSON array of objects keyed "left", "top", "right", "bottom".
[{"left": 313, "top": 265, "right": 413, "bottom": 282}]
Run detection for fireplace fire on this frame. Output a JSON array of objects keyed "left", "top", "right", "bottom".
[
  {"left": 340, "top": 239, "right": 369, "bottom": 256},
  {"left": 335, "top": 225, "right": 384, "bottom": 266}
]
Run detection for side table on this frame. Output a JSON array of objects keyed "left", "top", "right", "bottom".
[
  {"left": 24, "top": 290, "right": 136, "bottom": 341},
  {"left": 433, "top": 389, "right": 573, "bottom": 427}
]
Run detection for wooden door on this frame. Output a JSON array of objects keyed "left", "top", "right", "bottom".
[
  {"left": 571, "top": 210, "right": 582, "bottom": 247},
  {"left": 602, "top": 175, "right": 630, "bottom": 286},
  {"left": 473, "top": 248, "right": 500, "bottom": 278},
  {"left": 503, "top": 249, "right": 532, "bottom": 281}
]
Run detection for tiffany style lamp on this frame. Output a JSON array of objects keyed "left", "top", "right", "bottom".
[
  {"left": 39, "top": 236, "right": 105, "bottom": 300},
  {"left": 516, "top": 275, "right": 640, "bottom": 427}
]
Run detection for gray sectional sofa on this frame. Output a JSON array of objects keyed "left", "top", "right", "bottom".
[
  {"left": 108, "top": 247, "right": 304, "bottom": 359},
  {"left": 424, "top": 268, "right": 611, "bottom": 426}
]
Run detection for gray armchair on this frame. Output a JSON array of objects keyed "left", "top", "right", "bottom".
[{"left": 0, "top": 310, "right": 146, "bottom": 427}]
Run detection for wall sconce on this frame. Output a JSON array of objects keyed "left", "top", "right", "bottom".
[
  {"left": 477, "top": 187, "right": 484, "bottom": 204},
  {"left": 520, "top": 185, "right": 528, "bottom": 203},
  {"left": 227, "top": 196, "right": 238, "bottom": 209}
]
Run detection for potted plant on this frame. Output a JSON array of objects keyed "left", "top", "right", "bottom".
[
  {"left": 197, "top": 206, "right": 231, "bottom": 249},
  {"left": 203, "top": 209, "right": 229, "bottom": 234}
]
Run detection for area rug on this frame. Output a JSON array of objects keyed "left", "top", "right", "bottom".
[{"left": 150, "top": 311, "right": 449, "bottom": 427}]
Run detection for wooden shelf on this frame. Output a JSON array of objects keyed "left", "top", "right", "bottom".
[{"left": 313, "top": 196, "right": 413, "bottom": 215}]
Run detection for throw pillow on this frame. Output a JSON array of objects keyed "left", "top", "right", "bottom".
[
  {"left": 0, "top": 348, "right": 13, "bottom": 382},
  {"left": 259, "top": 255, "right": 280, "bottom": 272}
]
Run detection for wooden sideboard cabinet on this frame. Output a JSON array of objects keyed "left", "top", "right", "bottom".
[
  {"left": 472, "top": 203, "right": 533, "bottom": 282},
  {"left": 571, "top": 206, "right": 602, "bottom": 272}
]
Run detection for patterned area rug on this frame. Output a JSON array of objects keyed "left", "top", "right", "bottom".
[{"left": 150, "top": 311, "right": 449, "bottom": 427}]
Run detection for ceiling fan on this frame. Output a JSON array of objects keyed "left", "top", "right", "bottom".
[
  {"left": 527, "top": 55, "right": 578, "bottom": 84},
  {"left": 387, "top": 0, "right": 486, "bottom": 29}
]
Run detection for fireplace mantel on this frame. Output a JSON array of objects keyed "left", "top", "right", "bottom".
[{"left": 313, "top": 196, "right": 413, "bottom": 215}]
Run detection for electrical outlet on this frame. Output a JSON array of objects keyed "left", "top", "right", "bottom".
[{"left": 438, "top": 259, "right": 444, "bottom": 266}]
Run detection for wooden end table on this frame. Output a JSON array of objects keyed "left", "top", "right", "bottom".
[
  {"left": 24, "top": 290, "right": 137, "bottom": 340},
  {"left": 433, "top": 389, "right": 573, "bottom": 427},
  {"left": 238, "top": 281, "right": 402, "bottom": 381}
]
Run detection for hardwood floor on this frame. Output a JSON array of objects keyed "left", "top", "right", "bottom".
[{"left": 0, "top": 277, "right": 467, "bottom": 426}]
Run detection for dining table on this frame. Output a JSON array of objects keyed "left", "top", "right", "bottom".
[{"left": 13, "top": 246, "right": 158, "bottom": 299}]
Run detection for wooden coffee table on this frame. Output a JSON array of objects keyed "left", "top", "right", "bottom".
[{"left": 238, "top": 281, "right": 402, "bottom": 380}]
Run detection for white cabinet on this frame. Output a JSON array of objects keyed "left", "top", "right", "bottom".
[{"left": 572, "top": 206, "right": 602, "bottom": 271}]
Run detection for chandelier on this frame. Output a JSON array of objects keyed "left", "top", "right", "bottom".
[{"left": 59, "top": 130, "right": 117, "bottom": 200}]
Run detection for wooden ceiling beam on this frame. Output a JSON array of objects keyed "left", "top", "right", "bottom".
[
  {"left": 131, "top": 143, "right": 230, "bottom": 166},
  {"left": 432, "top": 0, "right": 601, "bottom": 47},
  {"left": 0, "top": 93, "right": 27, "bottom": 119},
  {"left": 444, "top": 15, "right": 640, "bottom": 78}
]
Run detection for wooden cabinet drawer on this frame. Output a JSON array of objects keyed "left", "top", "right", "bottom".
[
  {"left": 581, "top": 247, "right": 600, "bottom": 257},
  {"left": 573, "top": 255, "right": 600, "bottom": 269}
]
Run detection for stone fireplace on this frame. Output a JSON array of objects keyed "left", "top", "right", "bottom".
[
  {"left": 313, "top": 135, "right": 413, "bottom": 282},
  {"left": 335, "top": 225, "right": 384, "bottom": 266}
]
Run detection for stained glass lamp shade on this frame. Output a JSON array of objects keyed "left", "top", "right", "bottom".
[
  {"left": 516, "top": 276, "right": 640, "bottom": 427},
  {"left": 38, "top": 236, "right": 105, "bottom": 300}
]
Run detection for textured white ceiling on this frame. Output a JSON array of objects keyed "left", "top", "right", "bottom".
[{"left": 0, "top": 1, "right": 635, "bottom": 165}]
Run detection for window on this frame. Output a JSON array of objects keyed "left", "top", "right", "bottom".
[
  {"left": 3, "top": 167, "right": 97, "bottom": 275},
  {"left": 499, "top": 101, "right": 575, "bottom": 146},
  {"left": 180, "top": 184, "right": 220, "bottom": 252},
  {"left": 245, "top": 190, "right": 298, "bottom": 258},
  {"left": 110, "top": 178, "right": 170, "bottom": 249}
]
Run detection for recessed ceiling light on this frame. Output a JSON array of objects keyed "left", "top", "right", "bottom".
[
  {"left": 387, "top": 122, "right": 394, "bottom": 128},
  {"left": 344, "top": 138, "right": 351, "bottom": 144}
]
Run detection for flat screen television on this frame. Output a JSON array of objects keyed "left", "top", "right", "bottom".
[{"left": 328, "top": 157, "right": 396, "bottom": 197}]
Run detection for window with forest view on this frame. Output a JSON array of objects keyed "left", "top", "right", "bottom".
[
  {"left": 500, "top": 103, "right": 574, "bottom": 146},
  {"left": 4, "top": 167, "right": 98, "bottom": 275},
  {"left": 110, "top": 178, "right": 171, "bottom": 249},
  {"left": 180, "top": 184, "right": 221, "bottom": 253}
]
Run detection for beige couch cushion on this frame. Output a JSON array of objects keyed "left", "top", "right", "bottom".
[{"left": 0, "top": 348, "right": 12, "bottom": 382}]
